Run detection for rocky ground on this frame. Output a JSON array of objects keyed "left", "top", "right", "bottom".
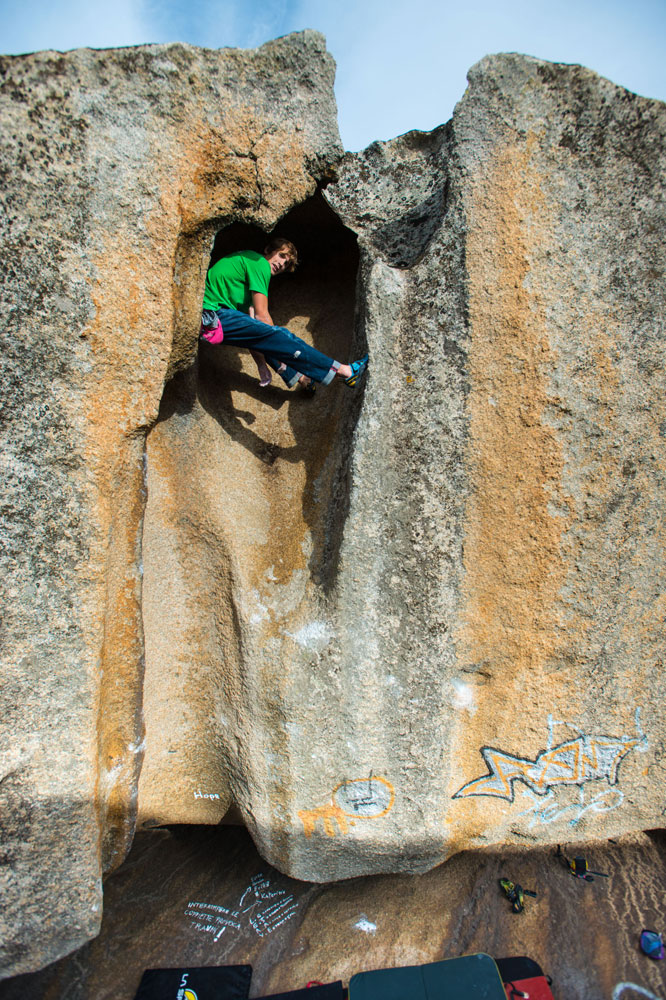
[{"left": 1, "top": 825, "right": 664, "bottom": 1000}]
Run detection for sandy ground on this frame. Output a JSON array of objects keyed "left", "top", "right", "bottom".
[{"left": 1, "top": 825, "right": 665, "bottom": 999}]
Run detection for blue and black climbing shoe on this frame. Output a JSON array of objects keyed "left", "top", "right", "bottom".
[
  {"left": 640, "top": 928, "right": 664, "bottom": 960},
  {"left": 344, "top": 354, "right": 369, "bottom": 387}
]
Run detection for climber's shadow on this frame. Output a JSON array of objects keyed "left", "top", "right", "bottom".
[
  {"left": 196, "top": 340, "right": 306, "bottom": 467},
  {"left": 156, "top": 341, "right": 309, "bottom": 467},
  {"left": 160, "top": 191, "right": 363, "bottom": 589}
]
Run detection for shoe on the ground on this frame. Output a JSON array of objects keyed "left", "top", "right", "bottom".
[
  {"left": 344, "top": 354, "right": 368, "bottom": 387},
  {"left": 299, "top": 380, "right": 316, "bottom": 396}
]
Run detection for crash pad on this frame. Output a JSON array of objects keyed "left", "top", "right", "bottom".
[
  {"left": 495, "top": 956, "right": 555, "bottom": 1000},
  {"left": 348, "top": 953, "right": 506, "bottom": 999},
  {"left": 132, "top": 964, "right": 252, "bottom": 999}
]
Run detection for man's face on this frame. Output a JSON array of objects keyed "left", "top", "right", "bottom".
[{"left": 265, "top": 247, "right": 292, "bottom": 276}]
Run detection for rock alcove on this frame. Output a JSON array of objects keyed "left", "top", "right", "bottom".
[{"left": 137, "top": 191, "right": 363, "bottom": 839}]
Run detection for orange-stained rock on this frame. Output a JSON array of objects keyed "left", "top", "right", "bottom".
[
  {"left": 140, "top": 54, "right": 666, "bottom": 891},
  {"left": 0, "top": 33, "right": 342, "bottom": 979},
  {"left": 3, "top": 37, "right": 666, "bottom": 984},
  {"left": 327, "top": 54, "right": 666, "bottom": 873}
]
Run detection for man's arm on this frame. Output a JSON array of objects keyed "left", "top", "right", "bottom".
[{"left": 251, "top": 291, "right": 273, "bottom": 326}]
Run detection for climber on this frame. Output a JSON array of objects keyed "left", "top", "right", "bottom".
[{"left": 199, "top": 237, "right": 368, "bottom": 390}]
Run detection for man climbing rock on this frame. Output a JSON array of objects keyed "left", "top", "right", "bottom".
[{"left": 200, "top": 237, "right": 368, "bottom": 390}]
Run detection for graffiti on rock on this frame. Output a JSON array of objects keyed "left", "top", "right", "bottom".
[
  {"left": 612, "top": 984, "right": 664, "bottom": 1000},
  {"left": 298, "top": 774, "right": 395, "bottom": 838},
  {"left": 333, "top": 775, "right": 395, "bottom": 816},
  {"left": 454, "top": 709, "right": 646, "bottom": 805},
  {"left": 515, "top": 784, "right": 626, "bottom": 829},
  {"left": 185, "top": 873, "right": 298, "bottom": 942}
]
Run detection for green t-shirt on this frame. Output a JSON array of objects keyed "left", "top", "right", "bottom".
[{"left": 202, "top": 250, "right": 271, "bottom": 312}]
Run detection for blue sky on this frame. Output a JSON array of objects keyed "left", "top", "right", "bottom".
[{"left": 2, "top": 0, "right": 665, "bottom": 150}]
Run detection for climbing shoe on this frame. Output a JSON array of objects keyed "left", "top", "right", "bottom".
[
  {"left": 344, "top": 354, "right": 369, "bottom": 387},
  {"left": 499, "top": 878, "right": 537, "bottom": 913},
  {"left": 640, "top": 929, "right": 664, "bottom": 959}
]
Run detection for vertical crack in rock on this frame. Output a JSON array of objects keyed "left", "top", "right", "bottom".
[{"left": 325, "top": 121, "right": 470, "bottom": 876}]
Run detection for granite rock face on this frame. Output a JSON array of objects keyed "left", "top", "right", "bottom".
[
  {"left": 0, "top": 33, "right": 341, "bottom": 979},
  {"left": 2, "top": 38, "right": 666, "bottom": 980},
  {"left": 139, "top": 50, "right": 666, "bottom": 885},
  {"left": 325, "top": 54, "right": 666, "bottom": 870},
  {"left": 328, "top": 55, "right": 666, "bottom": 864}
]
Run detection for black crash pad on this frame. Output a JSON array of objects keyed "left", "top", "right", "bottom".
[
  {"left": 348, "top": 953, "right": 506, "bottom": 999},
  {"left": 133, "top": 964, "right": 252, "bottom": 999}
]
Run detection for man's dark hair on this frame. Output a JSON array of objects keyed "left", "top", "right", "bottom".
[{"left": 264, "top": 236, "right": 298, "bottom": 272}]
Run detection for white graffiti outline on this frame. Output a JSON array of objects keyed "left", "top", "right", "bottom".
[
  {"left": 612, "top": 983, "right": 664, "bottom": 1000},
  {"left": 515, "top": 783, "right": 624, "bottom": 829},
  {"left": 455, "top": 709, "right": 646, "bottom": 804}
]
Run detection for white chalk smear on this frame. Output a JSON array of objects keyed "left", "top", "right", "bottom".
[
  {"left": 249, "top": 591, "right": 269, "bottom": 625},
  {"left": 354, "top": 914, "right": 377, "bottom": 934},
  {"left": 100, "top": 763, "right": 123, "bottom": 791},
  {"left": 452, "top": 680, "right": 476, "bottom": 715},
  {"left": 613, "top": 984, "right": 664, "bottom": 1000},
  {"left": 285, "top": 621, "right": 333, "bottom": 651}
]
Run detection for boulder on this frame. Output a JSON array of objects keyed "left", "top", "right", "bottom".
[
  {"left": 2, "top": 35, "right": 666, "bottom": 980},
  {"left": 139, "top": 51, "right": 666, "bottom": 886},
  {"left": 325, "top": 53, "right": 666, "bottom": 874},
  {"left": 0, "top": 32, "right": 341, "bottom": 978}
]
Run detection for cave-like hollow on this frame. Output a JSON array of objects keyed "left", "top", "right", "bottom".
[{"left": 136, "top": 192, "right": 362, "bottom": 832}]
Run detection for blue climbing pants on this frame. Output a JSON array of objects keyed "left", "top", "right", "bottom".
[{"left": 215, "top": 308, "right": 340, "bottom": 385}]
